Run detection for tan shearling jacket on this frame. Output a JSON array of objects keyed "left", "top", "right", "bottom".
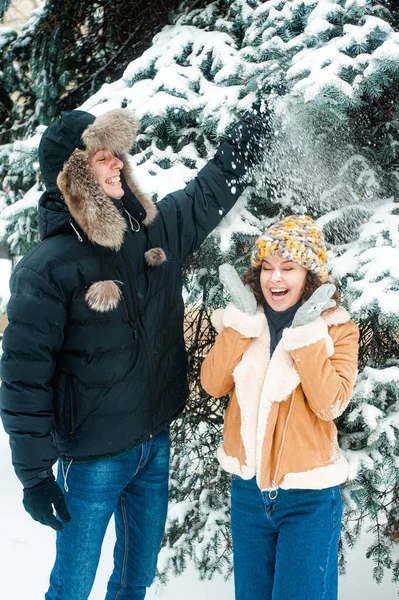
[{"left": 200, "top": 302, "right": 359, "bottom": 491}]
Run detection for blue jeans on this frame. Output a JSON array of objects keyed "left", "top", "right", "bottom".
[
  {"left": 230, "top": 476, "right": 342, "bottom": 600},
  {"left": 45, "top": 430, "right": 170, "bottom": 600}
]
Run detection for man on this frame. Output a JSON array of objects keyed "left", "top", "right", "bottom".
[{"left": 0, "top": 107, "right": 261, "bottom": 599}]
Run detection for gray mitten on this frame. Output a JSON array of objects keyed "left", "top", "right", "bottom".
[
  {"left": 219, "top": 263, "right": 257, "bottom": 316},
  {"left": 292, "top": 284, "right": 336, "bottom": 328}
]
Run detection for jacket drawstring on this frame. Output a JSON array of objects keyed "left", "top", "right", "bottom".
[
  {"left": 69, "top": 219, "right": 83, "bottom": 242},
  {"left": 61, "top": 458, "right": 74, "bottom": 492},
  {"left": 122, "top": 205, "right": 140, "bottom": 232}
]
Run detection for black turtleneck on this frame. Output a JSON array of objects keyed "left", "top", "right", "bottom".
[{"left": 264, "top": 300, "right": 302, "bottom": 356}]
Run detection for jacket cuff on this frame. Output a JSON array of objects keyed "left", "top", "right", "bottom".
[
  {"left": 23, "top": 468, "right": 55, "bottom": 489},
  {"left": 221, "top": 302, "right": 266, "bottom": 338},
  {"left": 282, "top": 317, "right": 329, "bottom": 351}
]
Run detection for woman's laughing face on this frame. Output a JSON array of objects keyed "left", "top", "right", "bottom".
[{"left": 260, "top": 255, "right": 307, "bottom": 311}]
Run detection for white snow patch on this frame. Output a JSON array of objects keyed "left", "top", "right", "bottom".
[{"left": 0, "top": 184, "right": 42, "bottom": 221}]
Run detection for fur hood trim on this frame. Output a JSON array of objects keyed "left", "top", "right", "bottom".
[
  {"left": 57, "top": 149, "right": 127, "bottom": 250},
  {"left": 57, "top": 109, "right": 159, "bottom": 248},
  {"left": 82, "top": 109, "right": 139, "bottom": 156}
]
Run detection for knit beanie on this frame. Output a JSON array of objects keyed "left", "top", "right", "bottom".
[{"left": 250, "top": 215, "right": 328, "bottom": 281}]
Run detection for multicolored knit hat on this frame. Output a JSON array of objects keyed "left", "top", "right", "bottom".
[{"left": 250, "top": 215, "right": 328, "bottom": 280}]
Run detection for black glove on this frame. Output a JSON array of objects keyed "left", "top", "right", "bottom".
[
  {"left": 23, "top": 479, "right": 71, "bottom": 531},
  {"left": 227, "top": 116, "right": 271, "bottom": 165}
]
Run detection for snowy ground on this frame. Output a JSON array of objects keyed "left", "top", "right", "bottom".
[{"left": 0, "top": 423, "right": 397, "bottom": 599}]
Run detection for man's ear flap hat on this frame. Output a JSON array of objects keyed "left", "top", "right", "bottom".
[{"left": 38, "top": 108, "right": 166, "bottom": 312}]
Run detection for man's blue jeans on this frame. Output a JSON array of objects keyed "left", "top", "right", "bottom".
[
  {"left": 230, "top": 476, "right": 342, "bottom": 600},
  {"left": 45, "top": 430, "right": 170, "bottom": 600}
]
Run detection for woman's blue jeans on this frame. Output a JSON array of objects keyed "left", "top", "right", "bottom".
[
  {"left": 45, "top": 430, "right": 170, "bottom": 600},
  {"left": 230, "top": 476, "right": 342, "bottom": 600}
]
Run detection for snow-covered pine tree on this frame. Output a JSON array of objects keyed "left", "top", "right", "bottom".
[
  {"left": 0, "top": 1, "right": 11, "bottom": 19},
  {"left": 332, "top": 200, "right": 399, "bottom": 583},
  {"left": 1, "top": 0, "right": 399, "bottom": 584},
  {"left": 0, "top": 0, "right": 211, "bottom": 256}
]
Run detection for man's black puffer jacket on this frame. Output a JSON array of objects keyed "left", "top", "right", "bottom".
[{"left": 0, "top": 134, "right": 253, "bottom": 488}]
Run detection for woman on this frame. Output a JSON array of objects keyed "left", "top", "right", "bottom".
[{"left": 200, "top": 215, "right": 359, "bottom": 600}]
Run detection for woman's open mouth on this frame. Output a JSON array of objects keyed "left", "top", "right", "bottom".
[{"left": 271, "top": 288, "right": 289, "bottom": 299}]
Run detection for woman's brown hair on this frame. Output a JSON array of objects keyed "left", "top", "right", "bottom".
[{"left": 241, "top": 266, "right": 341, "bottom": 313}]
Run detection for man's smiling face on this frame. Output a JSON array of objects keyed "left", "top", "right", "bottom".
[{"left": 90, "top": 150, "right": 124, "bottom": 200}]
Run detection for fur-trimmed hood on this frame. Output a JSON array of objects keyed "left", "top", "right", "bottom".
[
  {"left": 39, "top": 108, "right": 163, "bottom": 253},
  {"left": 38, "top": 108, "right": 167, "bottom": 311},
  {"left": 53, "top": 109, "right": 158, "bottom": 249}
]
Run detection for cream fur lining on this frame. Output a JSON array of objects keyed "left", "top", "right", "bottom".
[
  {"left": 217, "top": 446, "right": 255, "bottom": 479},
  {"left": 323, "top": 306, "right": 351, "bottom": 326},
  {"left": 233, "top": 322, "right": 270, "bottom": 473},
  {"left": 222, "top": 302, "right": 266, "bottom": 338},
  {"left": 282, "top": 316, "right": 329, "bottom": 351},
  {"left": 218, "top": 449, "right": 348, "bottom": 491},
  {"left": 211, "top": 308, "right": 224, "bottom": 334},
  {"left": 211, "top": 305, "right": 350, "bottom": 336},
  {"left": 278, "top": 456, "right": 348, "bottom": 490},
  {"left": 255, "top": 338, "right": 301, "bottom": 479}
]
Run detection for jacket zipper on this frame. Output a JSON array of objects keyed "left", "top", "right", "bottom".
[
  {"left": 117, "top": 282, "right": 138, "bottom": 340},
  {"left": 270, "top": 390, "right": 297, "bottom": 498},
  {"left": 120, "top": 248, "right": 155, "bottom": 437},
  {"left": 65, "top": 378, "right": 75, "bottom": 441}
]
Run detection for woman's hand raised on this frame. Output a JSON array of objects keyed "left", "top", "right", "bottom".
[{"left": 219, "top": 263, "right": 257, "bottom": 316}]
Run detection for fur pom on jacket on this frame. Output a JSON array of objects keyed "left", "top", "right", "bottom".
[{"left": 201, "top": 303, "right": 359, "bottom": 491}]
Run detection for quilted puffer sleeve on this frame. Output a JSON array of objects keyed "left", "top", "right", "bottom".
[{"left": 0, "top": 264, "right": 67, "bottom": 487}]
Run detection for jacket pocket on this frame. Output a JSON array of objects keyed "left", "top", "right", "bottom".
[{"left": 64, "top": 377, "right": 78, "bottom": 440}]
